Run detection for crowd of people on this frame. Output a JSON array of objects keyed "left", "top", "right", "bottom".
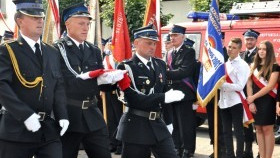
[{"left": 0, "top": 0, "right": 280, "bottom": 158}]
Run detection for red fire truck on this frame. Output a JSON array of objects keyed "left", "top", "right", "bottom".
[{"left": 161, "top": 1, "right": 280, "bottom": 126}]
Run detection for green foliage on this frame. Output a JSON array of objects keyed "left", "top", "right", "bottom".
[
  {"left": 100, "top": 0, "right": 174, "bottom": 38},
  {"left": 42, "top": 0, "right": 84, "bottom": 15},
  {"left": 189, "top": 0, "right": 253, "bottom": 13}
]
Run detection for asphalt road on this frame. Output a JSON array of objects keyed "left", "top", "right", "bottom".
[{"left": 78, "top": 125, "right": 280, "bottom": 158}]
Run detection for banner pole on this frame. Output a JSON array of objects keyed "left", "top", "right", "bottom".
[{"left": 214, "top": 91, "right": 218, "bottom": 158}]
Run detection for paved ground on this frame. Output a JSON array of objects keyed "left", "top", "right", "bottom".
[{"left": 78, "top": 125, "right": 280, "bottom": 158}]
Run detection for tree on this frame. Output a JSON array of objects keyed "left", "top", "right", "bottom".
[
  {"left": 189, "top": 0, "right": 252, "bottom": 13},
  {"left": 100, "top": 0, "right": 173, "bottom": 38}
]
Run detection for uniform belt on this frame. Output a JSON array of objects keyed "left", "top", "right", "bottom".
[
  {"left": 68, "top": 98, "right": 97, "bottom": 109},
  {"left": 127, "top": 108, "right": 161, "bottom": 120},
  {"left": 37, "top": 112, "right": 51, "bottom": 121},
  {"left": 167, "top": 80, "right": 182, "bottom": 85}
]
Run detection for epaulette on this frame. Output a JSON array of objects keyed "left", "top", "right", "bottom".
[
  {"left": 122, "top": 59, "right": 132, "bottom": 63},
  {"left": 54, "top": 38, "right": 66, "bottom": 45},
  {"left": 4, "top": 39, "right": 17, "bottom": 44}
]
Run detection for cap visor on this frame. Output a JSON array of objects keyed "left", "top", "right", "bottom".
[{"left": 19, "top": 10, "right": 45, "bottom": 18}]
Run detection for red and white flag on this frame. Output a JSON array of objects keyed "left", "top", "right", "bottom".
[
  {"left": 48, "top": 0, "right": 60, "bottom": 38},
  {"left": 143, "top": 0, "right": 161, "bottom": 58},
  {"left": 112, "top": 0, "right": 132, "bottom": 63}
]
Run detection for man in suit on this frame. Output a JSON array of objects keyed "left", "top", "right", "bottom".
[
  {"left": 53, "top": 3, "right": 111, "bottom": 158},
  {"left": 116, "top": 24, "right": 184, "bottom": 158},
  {"left": 166, "top": 25, "right": 197, "bottom": 158},
  {"left": 0, "top": 0, "right": 69, "bottom": 157},
  {"left": 240, "top": 29, "right": 260, "bottom": 158}
]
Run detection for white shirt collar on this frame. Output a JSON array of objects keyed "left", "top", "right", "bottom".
[
  {"left": 174, "top": 42, "right": 184, "bottom": 52},
  {"left": 67, "top": 35, "right": 84, "bottom": 47},
  {"left": 20, "top": 32, "right": 41, "bottom": 53},
  {"left": 228, "top": 55, "right": 242, "bottom": 63},
  {"left": 246, "top": 46, "right": 256, "bottom": 55},
  {"left": 136, "top": 53, "right": 152, "bottom": 68}
]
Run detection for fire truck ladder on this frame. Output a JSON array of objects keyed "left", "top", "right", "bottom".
[{"left": 230, "top": 1, "right": 280, "bottom": 15}]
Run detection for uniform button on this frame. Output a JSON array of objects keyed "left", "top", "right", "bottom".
[
  {"left": 87, "top": 97, "right": 90, "bottom": 100},
  {"left": 128, "top": 119, "right": 131, "bottom": 121},
  {"left": 44, "top": 85, "right": 47, "bottom": 88},
  {"left": 85, "top": 66, "right": 88, "bottom": 69}
]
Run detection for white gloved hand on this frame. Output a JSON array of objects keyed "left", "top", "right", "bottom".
[
  {"left": 59, "top": 119, "right": 69, "bottom": 136},
  {"left": 166, "top": 124, "right": 173, "bottom": 134},
  {"left": 24, "top": 113, "right": 41, "bottom": 132},
  {"left": 164, "top": 89, "right": 185, "bottom": 104},
  {"left": 192, "top": 104, "right": 198, "bottom": 110},
  {"left": 76, "top": 72, "right": 90, "bottom": 80}
]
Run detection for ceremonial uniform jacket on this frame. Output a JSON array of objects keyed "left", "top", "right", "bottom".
[
  {"left": 116, "top": 54, "right": 172, "bottom": 145},
  {"left": 54, "top": 36, "right": 106, "bottom": 133},
  {"left": 0, "top": 36, "right": 68, "bottom": 142},
  {"left": 240, "top": 47, "right": 257, "bottom": 65},
  {"left": 166, "top": 44, "right": 196, "bottom": 101}
]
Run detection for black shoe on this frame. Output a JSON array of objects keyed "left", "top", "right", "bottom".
[
  {"left": 176, "top": 148, "right": 184, "bottom": 158},
  {"left": 242, "top": 151, "right": 253, "bottom": 158},
  {"left": 182, "top": 150, "right": 194, "bottom": 158},
  {"left": 114, "top": 146, "right": 122, "bottom": 155}
]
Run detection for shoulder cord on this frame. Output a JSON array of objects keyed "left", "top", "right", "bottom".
[
  {"left": 124, "top": 64, "right": 154, "bottom": 95},
  {"left": 5, "top": 43, "right": 43, "bottom": 98},
  {"left": 56, "top": 42, "right": 79, "bottom": 76}
]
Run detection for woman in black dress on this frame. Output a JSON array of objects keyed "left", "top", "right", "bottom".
[{"left": 247, "top": 40, "right": 279, "bottom": 158}]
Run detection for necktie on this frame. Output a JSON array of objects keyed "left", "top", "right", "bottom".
[
  {"left": 147, "top": 61, "right": 154, "bottom": 72},
  {"left": 79, "top": 44, "right": 84, "bottom": 55},
  {"left": 34, "top": 43, "right": 42, "bottom": 63}
]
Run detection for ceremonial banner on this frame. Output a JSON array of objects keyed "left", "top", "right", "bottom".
[
  {"left": 197, "top": 0, "right": 225, "bottom": 107},
  {"left": 49, "top": 0, "right": 60, "bottom": 38},
  {"left": 143, "top": 0, "right": 161, "bottom": 58},
  {"left": 112, "top": 0, "right": 132, "bottom": 63}
]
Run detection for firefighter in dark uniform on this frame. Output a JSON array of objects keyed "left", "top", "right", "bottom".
[
  {"left": 53, "top": 3, "right": 111, "bottom": 158},
  {"left": 116, "top": 24, "right": 185, "bottom": 158},
  {"left": 240, "top": 29, "right": 260, "bottom": 158},
  {"left": 167, "top": 25, "right": 197, "bottom": 158},
  {"left": 0, "top": 0, "right": 69, "bottom": 157}
]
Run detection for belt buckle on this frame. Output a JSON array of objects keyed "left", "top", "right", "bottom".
[
  {"left": 82, "top": 100, "right": 90, "bottom": 109},
  {"left": 149, "top": 112, "right": 157, "bottom": 120},
  {"left": 38, "top": 112, "right": 46, "bottom": 121}
]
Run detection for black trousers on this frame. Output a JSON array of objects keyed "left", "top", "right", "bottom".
[
  {"left": 206, "top": 98, "right": 225, "bottom": 147},
  {"left": 105, "top": 91, "right": 123, "bottom": 148},
  {"left": 220, "top": 103, "right": 244, "bottom": 158},
  {"left": 0, "top": 138, "right": 62, "bottom": 158},
  {"left": 243, "top": 124, "right": 254, "bottom": 149},
  {"left": 172, "top": 100, "right": 196, "bottom": 153},
  {"left": 122, "top": 136, "right": 178, "bottom": 158},
  {"left": 61, "top": 128, "right": 111, "bottom": 158}
]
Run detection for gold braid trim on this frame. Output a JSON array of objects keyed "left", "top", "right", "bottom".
[{"left": 5, "top": 43, "right": 43, "bottom": 97}]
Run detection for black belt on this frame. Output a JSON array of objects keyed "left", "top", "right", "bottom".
[
  {"left": 167, "top": 80, "right": 182, "bottom": 85},
  {"left": 37, "top": 112, "right": 51, "bottom": 121},
  {"left": 127, "top": 108, "right": 161, "bottom": 120},
  {"left": 68, "top": 98, "right": 97, "bottom": 109}
]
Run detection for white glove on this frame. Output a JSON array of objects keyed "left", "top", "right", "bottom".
[
  {"left": 24, "top": 113, "right": 41, "bottom": 132},
  {"left": 59, "top": 119, "right": 69, "bottom": 136},
  {"left": 76, "top": 72, "right": 90, "bottom": 80},
  {"left": 192, "top": 104, "right": 198, "bottom": 110},
  {"left": 166, "top": 124, "right": 173, "bottom": 134},
  {"left": 164, "top": 89, "right": 185, "bottom": 103}
]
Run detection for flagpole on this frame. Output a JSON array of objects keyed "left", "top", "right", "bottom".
[
  {"left": 42, "top": 3, "right": 52, "bottom": 43},
  {"left": 214, "top": 91, "right": 218, "bottom": 158}
]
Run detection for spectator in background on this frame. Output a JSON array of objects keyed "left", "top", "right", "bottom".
[
  {"left": 240, "top": 29, "right": 260, "bottom": 158},
  {"left": 247, "top": 40, "right": 279, "bottom": 158}
]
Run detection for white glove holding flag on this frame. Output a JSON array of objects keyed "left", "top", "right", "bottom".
[
  {"left": 76, "top": 72, "right": 90, "bottom": 80},
  {"left": 164, "top": 89, "right": 185, "bottom": 103},
  {"left": 59, "top": 119, "right": 69, "bottom": 136},
  {"left": 111, "top": 70, "right": 128, "bottom": 83},
  {"left": 166, "top": 124, "right": 173, "bottom": 134},
  {"left": 24, "top": 113, "right": 41, "bottom": 132},
  {"left": 97, "top": 72, "right": 113, "bottom": 85}
]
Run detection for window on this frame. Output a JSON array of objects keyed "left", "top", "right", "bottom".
[{"left": 185, "top": 33, "right": 202, "bottom": 60}]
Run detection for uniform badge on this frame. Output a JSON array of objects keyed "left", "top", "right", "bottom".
[
  {"left": 78, "top": 66, "right": 81, "bottom": 72},
  {"left": 146, "top": 79, "right": 150, "bottom": 85},
  {"left": 159, "top": 73, "right": 163, "bottom": 83},
  {"left": 138, "top": 62, "right": 144, "bottom": 68},
  {"left": 141, "top": 88, "right": 146, "bottom": 93},
  {"left": 66, "top": 41, "right": 73, "bottom": 46}
]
